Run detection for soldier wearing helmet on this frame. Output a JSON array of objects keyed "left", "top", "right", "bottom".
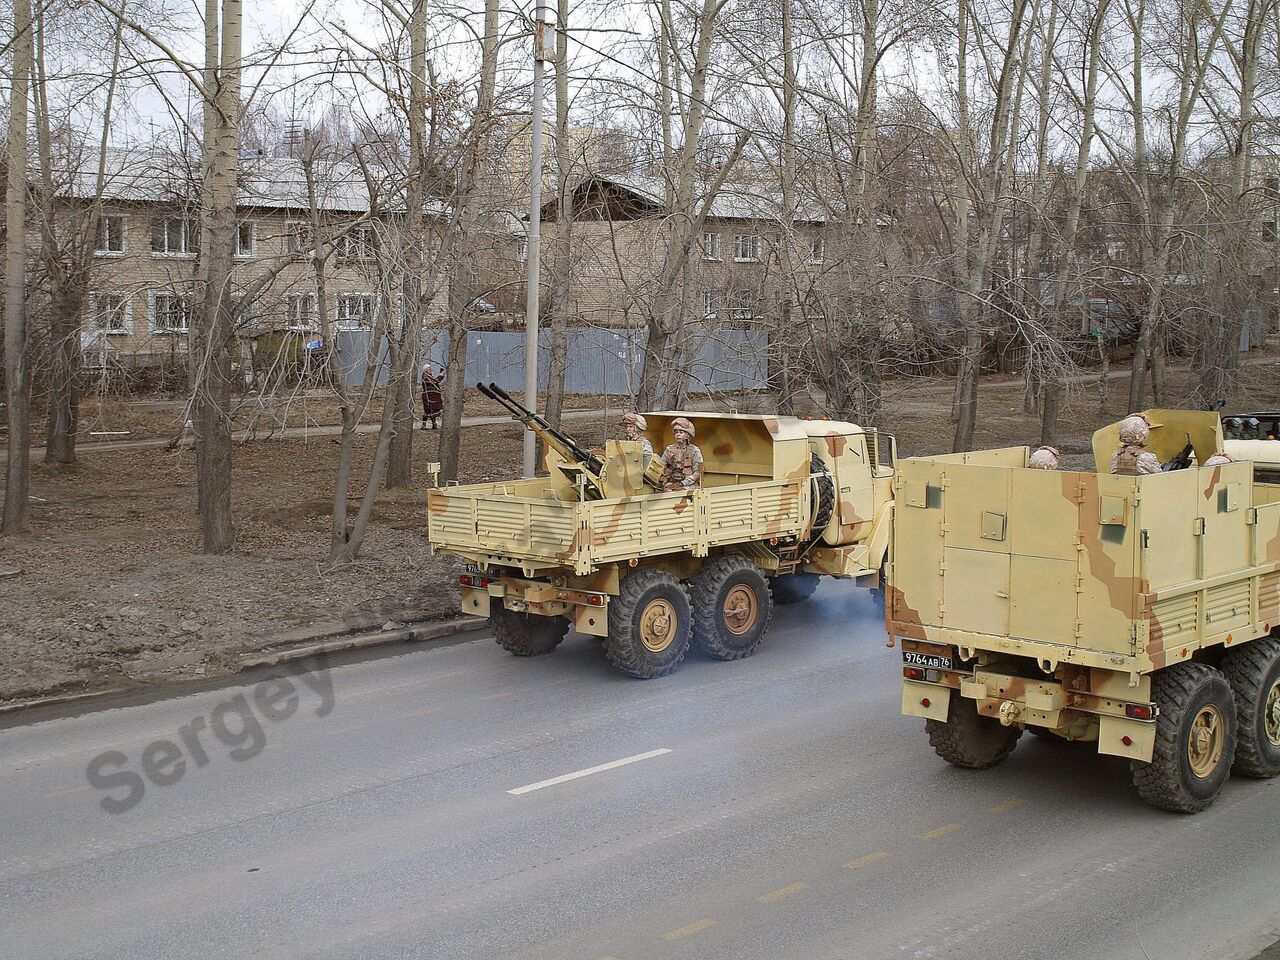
[
  {"left": 1027, "top": 445, "right": 1062, "bottom": 470},
  {"left": 1224, "top": 417, "right": 1245, "bottom": 440},
  {"left": 1245, "top": 417, "right": 1262, "bottom": 440},
  {"left": 1110, "top": 413, "right": 1161, "bottom": 476},
  {"left": 1203, "top": 451, "right": 1234, "bottom": 467},
  {"left": 621, "top": 412, "right": 653, "bottom": 464},
  {"left": 658, "top": 417, "right": 703, "bottom": 492}
]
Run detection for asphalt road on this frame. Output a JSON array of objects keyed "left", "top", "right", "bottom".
[{"left": 2, "top": 580, "right": 1278, "bottom": 960}]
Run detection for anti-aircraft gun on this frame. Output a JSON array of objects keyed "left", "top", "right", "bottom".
[{"left": 477, "top": 382, "right": 664, "bottom": 497}]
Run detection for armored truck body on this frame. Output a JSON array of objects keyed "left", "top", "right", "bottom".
[
  {"left": 429, "top": 408, "right": 894, "bottom": 678},
  {"left": 891, "top": 410, "right": 1280, "bottom": 812}
]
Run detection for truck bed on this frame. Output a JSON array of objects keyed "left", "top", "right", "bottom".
[
  {"left": 889, "top": 448, "right": 1280, "bottom": 674},
  {"left": 428, "top": 477, "right": 807, "bottom": 575}
]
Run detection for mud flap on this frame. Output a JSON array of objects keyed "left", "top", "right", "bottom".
[
  {"left": 902, "top": 680, "right": 950, "bottom": 721},
  {"left": 1098, "top": 714, "right": 1156, "bottom": 761},
  {"left": 461, "top": 587, "right": 491, "bottom": 617},
  {"left": 574, "top": 604, "right": 609, "bottom": 637}
]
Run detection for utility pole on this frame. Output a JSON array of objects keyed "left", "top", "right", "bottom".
[{"left": 523, "top": 0, "right": 555, "bottom": 477}]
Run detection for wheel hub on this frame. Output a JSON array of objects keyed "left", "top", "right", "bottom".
[
  {"left": 1187, "top": 704, "right": 1225, "bottom": 778},
  {"left": 1265, "top": 679, "right": 1280, "bottom": 747},
  {"left": 640, "top": 598, "right": 676, "bottom": 652},
  {"left": 722, "top": 584, "right": 758, "bottom": 636}
]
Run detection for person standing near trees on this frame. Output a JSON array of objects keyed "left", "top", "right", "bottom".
[{"left": 421, "top": 364, "right": 443, "bottom": 430}]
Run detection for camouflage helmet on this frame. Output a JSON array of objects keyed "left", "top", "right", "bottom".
[
  {"left": 1118, "top": 414, "right": 1151, "bottom": 446},
  {"left": 623, "top": 412, "right": 648, "bottom": 431},
  {"left": 1203, "top": 451, "right": 1234, "bottom": 466},
  {"left": 671, "top": 416, "right": 695, "bottom": 438},
  {"left": 1027, "top": 445, "right": 1061, "bottom": 470}
]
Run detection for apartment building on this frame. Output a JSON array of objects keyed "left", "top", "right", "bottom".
[{"left": 68, "top": 153, "right": 451, "bottom": 369}]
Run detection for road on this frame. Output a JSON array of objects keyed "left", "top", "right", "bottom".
[{"left": 1, "top": 580, "right": 1278, "bottom": 960}]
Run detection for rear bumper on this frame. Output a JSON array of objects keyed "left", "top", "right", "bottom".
[
  {"left": 461, "top": 576, "right": 610, "bottom": 637},
  {"left": 899, "top": 642, "right": 1158, "bottom": 762}
]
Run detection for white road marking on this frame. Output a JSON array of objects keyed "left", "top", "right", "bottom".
[{"left": 507, "top": 748, "right": 673, "bottom": 796}]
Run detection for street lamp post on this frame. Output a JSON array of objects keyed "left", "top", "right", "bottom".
[{"left": 522, "top": 0, "right": 555, "bottom": 478}]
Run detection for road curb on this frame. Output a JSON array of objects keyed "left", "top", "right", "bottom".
[
  {"left": 0, "top": 616, "right": 486, "bottom": 716},
  {"left": 241, "top": 617, "right": 486, "bottom": 668}
]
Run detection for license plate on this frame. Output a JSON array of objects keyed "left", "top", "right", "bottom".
[{"left": 903, "top": 650, "right": 955, "bottom": 671}]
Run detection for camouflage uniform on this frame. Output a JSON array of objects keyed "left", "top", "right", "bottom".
[
  {"left": 1110, "top": 414, "right": 1161, "bottom": 476},
  {"left": 622, "top": 413, "right": 653, "bottom": 463},
  {"left": 659, "top": 417, "right": 703, "bottom": 492},
  {"left": 1203, "top": 452, "right": 1233, "bottom": 467}
]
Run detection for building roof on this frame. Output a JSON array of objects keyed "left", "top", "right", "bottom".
[
  {"left": 59, "top": 152, "right": 448, "bottom": 216},
  {"left": 565, "top": 172, "right": 832, "bottom": 224}
]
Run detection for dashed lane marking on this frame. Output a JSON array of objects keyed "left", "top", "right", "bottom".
[
  {"left": 507, "top": 749, "right": 672, "bottom": 796},
  {"left": 844, "top": 851, "right": 889, "bottom": 870},
  {"left": 757, "top": 882, "right": 809, "bottom": 904},
  {"left": 992, "top": 796, "right": 1025, "bottom": 813},
  {"left": 919, "top": 822, "right": 961, "bottom": 840},
  {"left": 662, "top": 919, "right": 716, "bottom": 941}
]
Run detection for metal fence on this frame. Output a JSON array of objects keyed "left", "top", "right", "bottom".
[{"left": 336, "top": 326, "right": 769, "bottom": 395}]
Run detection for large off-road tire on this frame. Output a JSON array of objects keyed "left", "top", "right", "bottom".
[
  {"left": 771, "top": 573, "right": 820, "bottom": 605},
  {"left": 691, "top": 555, "right": 773, "bottom": 660},
  {"left": 1131, "top": 662, "right": 1236, "bottom": 813},
  {"left": 926, "top": 696, "right": 1023, "bottom": 769},
  {"left": 491, "top": 607, "right": 570, "bottom": 657},
  {"left": 604, "top": 569, "right": 692, "bottom": 679},
  {"left": 1222, "top": 638, "right": 1280, "bottom": 778}
]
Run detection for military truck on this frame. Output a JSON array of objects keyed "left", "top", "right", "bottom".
[
  {"left": 890, "top": 409, "right": 1280, "bottom": 812},
  {"left": 427, "top": 384, "right": 895, "bottom": 679}
]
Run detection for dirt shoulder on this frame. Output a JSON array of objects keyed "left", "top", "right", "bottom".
[{"left": 5, "top": 353, "right": 1280, "bottom": 704}]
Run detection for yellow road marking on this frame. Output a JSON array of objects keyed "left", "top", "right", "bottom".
[
  {"left": 45, "top": 784, "right": 91, "bottom": 799},
  {"left": 919, "top": 823, "right": 961, "bottom": 840},
  {"left": 757, "top": 882, "right": 809, "bottom": 903},
  {"left": 662, "top": 919, "right": 716, "bottom": 941},
  {"left": 992, "top": 796, "right": 1025, "bottom": 813},
  {"left": 844, "top": 851, "right": 889, "bottom": 870}
]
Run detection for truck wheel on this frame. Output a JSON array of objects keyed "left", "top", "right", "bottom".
[
  {"left": 1131, "top": 662, "right": 1236, "bottom": 813},
  {"left": 491, "top": 607, "right": 569, "bottom": 657},
  {"left": 771, "top": 573, "right": 820, "bottom": 605},
  {"left": 604, "top": 569, "right": 692, "bottom": 679},
  {"left": 1222, "top": 638, "right": 1280, "bottom": 778},
  {"left": 691, "top": 555, "right": 773, "bottom": 660},
  {"left": 926, "top": 697, "right": 1022, "bottom": 769}
]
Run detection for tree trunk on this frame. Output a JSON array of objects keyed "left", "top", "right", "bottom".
[
  {"left": 192, "top": 0, "right": 241, "bottom": 554},
  {"left": 3, "top": 0, "right": 32, "bottom": 536},
  {"left": 545, "top": 0, "right": 572, "bottom": 431},
  {"left": 44, "top": 291, "right": 83, "bottom": 465}
]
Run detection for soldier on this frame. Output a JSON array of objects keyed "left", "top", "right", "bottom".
[
  {"left": 1027, "top": 445, "right": 1062, "bottom": 470},
  {"left": 1245, "top": 417, "right": 1262, "bottom": 440},
  {"left": 622, "top": 412, "right": 653, "bottom": 465},
  {"left": 1224, "top": 417, "right": 1245, "bottom": 440},
  {"left": 1203, "top": 451, "right": 1234, "bottom": 467},
  {"left": 1110, "top": 413, "right": 1162, "bottom": 476},
  {"left": 658, "top": 417, "right": 703, "bottom": 492}
]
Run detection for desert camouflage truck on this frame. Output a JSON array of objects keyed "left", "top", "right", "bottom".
[
  {"left": 890, "top": 409, "right": 1280, "bottom": 812},
  {"left": 427, "top": 386, "right": 895, "bottom": 679}
]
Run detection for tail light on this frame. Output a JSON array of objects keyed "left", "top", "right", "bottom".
[
  {"left": 904, "top": 667, "right": 925, "bottom": 681},
  {"left": 1125, "top": 704, "right": 1155, "bottom": 720},
  {"left": 586, "top": 594, "right": 605, "bottom": 606},
  {"left": 460, "top": 575, "right": 494, "bottom": 588}
]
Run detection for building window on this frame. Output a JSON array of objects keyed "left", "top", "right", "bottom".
[
  {"left": 703, "top": 232, "right": 721, "bottom": 261},
  {"left": 339, "top": 224, "right": 375, "bottom": 261},
  {"left": 1266, "top": 176, "right": 1279, "bottom": 200},
  {"left": 734, "top": 234, "right": 761, "bottom": 263},
  {"left": 151, "top": 292, "right": 192, "bottom": 332},
  {"left": 515, "top": 237, "right": 529, "bottom": 263},
  {"left": 89, "top": 292, "right": 131, "bottom": 333},
  {"left": 1264, "top": 220, "right": 1278, "bottom": 243},
  {"left": 286, "top": 221, "right": 312, "bottom": 256},
  {"left": 236, "top": 222, "right": 256, "bottom": 258},
  {"left": 285, "top": 292, "right": 318, "bottom": 328},
  {"left": 807, "top": 237, "right": 825, "bottom": 264},
  {"left": 95, "top": 215, "right": 127, "bottom": 255},
  {"left": 728, "top": 289, "right": 759, "bottom": 322},
  {"left": 151, "top": 217, "right": 195, "bottom": 255},
  {"left": 701, "top": 288, "right": 723, "bottom": 321},
  {"left": 336, "top": 293, "right": 375, "bottom": 329}
]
